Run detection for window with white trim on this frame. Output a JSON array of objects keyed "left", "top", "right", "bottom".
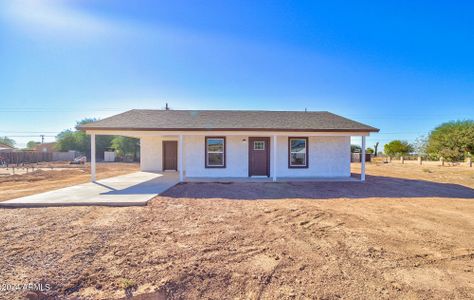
[
  {"left": 289, "top": 137, "right": 308, "bottom": 168},
  {"left": 205, "top": 137, "right": 225, "bottom": 168}
]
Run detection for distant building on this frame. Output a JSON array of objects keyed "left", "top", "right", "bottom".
[
  {"left": 33, "top": 142, "right": 57, "bottom": 153},
  {"left": 0, "top": 143, "right": 15, "bottom": 152}
]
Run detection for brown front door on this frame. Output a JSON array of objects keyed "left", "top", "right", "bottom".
[
  {"left": 162, "top": 141, "right": 178, "bottom": 171},
  {"left": 249, "top": 137, "right": 270, "bottom": 177}
]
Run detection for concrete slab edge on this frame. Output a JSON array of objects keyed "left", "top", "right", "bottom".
[{"left": 0, "top": 201, "right": 150, "bottom": 209}]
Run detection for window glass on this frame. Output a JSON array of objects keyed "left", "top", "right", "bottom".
[
  {"left": 206, "top": 138, "right": 225, "bottom": 167},
  {"left": 289, "top": 138, "right": 307, "bottom": 166},
  {"left": 208, "top": 153, "right": 224, "bottom": 166},
  {"left": 254, "top": 141, "right": 265, "bottom": 150},
  {"left": 207, "top": 139, "right": 224, "bottom": 152}
]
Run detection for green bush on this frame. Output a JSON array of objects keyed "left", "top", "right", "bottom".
[
  {"left": 426, "top": 120, "right": 474, "bottom": 162},
  {"left": 384, "top": 140, "right": 414, "bottom": 157}
]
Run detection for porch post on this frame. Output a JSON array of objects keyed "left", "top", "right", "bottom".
[
  {"left": 178, "top": 134, "right": 184, "bottom": 182},
  {"left": 91, "top": 133, "right": 96, "bottom": 182},
  {"left": 272, "top": 135, "right": 277, "bottom": 182},
  {"left": 361, "top": 136, "right": 366, "bottom": 182}
]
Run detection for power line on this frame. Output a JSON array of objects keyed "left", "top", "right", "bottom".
[
  {"left": 371, "top": 132, "right": 421, "bottom": 134},
  {"left": 3, "top": 135, "right": 56, "bottom": 138},
  {"left": 0, "top": 131, "right": 60, "bottom": 134}
]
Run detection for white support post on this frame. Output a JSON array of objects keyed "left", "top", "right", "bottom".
[
  {"left": 361, "top": 136, "right": 366, "bottom": 182},
  {"left": 178, "top": 134, "right": 184, "bottom": 182},
  {"left": 272, "top": 135, "right": 277, "bottom": 182},
  {"left": 91, "top": 133, "right": 96, "bottom": 182}
]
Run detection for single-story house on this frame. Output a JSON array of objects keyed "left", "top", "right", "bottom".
[
  {"left": 33, "top": 142, "right": 57, "bottom": 153},
  {"left": 0, "top": 143, "right": 15, "bottom": 152},
  {"left": 80, "top": 110, "right": 379, "bottom": 182}
]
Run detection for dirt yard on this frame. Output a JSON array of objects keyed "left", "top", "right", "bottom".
[
  {"left": 0, "top": 163, "right": 139, "bottom": 201},
  {"left": 0, "top": 163, "right": 473, "bottom": 299}
]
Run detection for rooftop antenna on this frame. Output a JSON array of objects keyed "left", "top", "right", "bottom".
[{"left": 165, "top": 102, "right": 170, "bottom": 110}]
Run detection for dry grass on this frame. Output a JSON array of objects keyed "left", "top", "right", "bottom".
[
  {"left": 354, "top": 161, "right": 474, "bottom": 188},
  {"left": 0, "top": 163, "right": 473, "bottom": 299}
]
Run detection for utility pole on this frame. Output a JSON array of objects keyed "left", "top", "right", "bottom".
[{"left": 40, "top": 135, "right": 44, "bottom": 144}]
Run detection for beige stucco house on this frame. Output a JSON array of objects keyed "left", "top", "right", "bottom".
[{"left": 81, "top": 110, "right": 379, "bottom": 182}]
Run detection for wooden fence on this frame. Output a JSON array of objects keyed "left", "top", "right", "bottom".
[
  {"left": 0, "top": 151, "right": 53, "bottom": 165},
  {"left": 383, "top": 156, "right": 473, "bottom": 167},
  {"left": 351, "top": 153, "right": 372, "bottom": 162}
]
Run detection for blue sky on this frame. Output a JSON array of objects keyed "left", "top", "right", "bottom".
[{"left": 1, "top": 0, "right": 473, "bottom": 149}]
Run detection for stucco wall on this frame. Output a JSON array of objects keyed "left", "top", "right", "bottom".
[
  {"left": 274, "top": 136, "right": 350, "bottom": 177},
  {"left": 140, "top": 136, "right": 162, "bottom": 171},
  {"left": 184, "top": 135, "right": 248, "bottom": 177},
  {"left": 140, "top": 136, "right": 179, "bottom": 172},
  {"left": 139, "top": 134, "right": 350, "bottom": 177}
]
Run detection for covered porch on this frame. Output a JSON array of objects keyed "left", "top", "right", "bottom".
[{"left": 87, "top": 130, "right": 368, "bottom": 183}]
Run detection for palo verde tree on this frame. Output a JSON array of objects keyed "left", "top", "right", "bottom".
[
  {"left": 26, "top": 141, "right": 40, "bottom": 149},
  {"left": 0, "top": 136, "right": 15, "bottom": 147},
  {"left": 426, "top": 120, "right": 474, "bottom": 161},
  {"left": 413, "top": 136, "right": 427, "bottom": 154},
  {"left": 383, "top": 140, "right": 413, "bottom": 157}
]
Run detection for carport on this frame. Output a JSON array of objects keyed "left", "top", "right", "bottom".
[{"left": 0, "top": 172, "right": 178, "bottom": 207}]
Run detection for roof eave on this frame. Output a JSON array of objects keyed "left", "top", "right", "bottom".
[{"left": 80, "top": 126, "right": 379, "bottom": 133}]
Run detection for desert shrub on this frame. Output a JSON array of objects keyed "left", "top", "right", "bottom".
[
  {"left": 120, "top": 279, "right": 136, "bottom": 290},
  {"left": 426, "top": 120, "right": 474, "bottom": 162},
  {"left": 120, "top": 278, "right": 137, "bottom": 298}
]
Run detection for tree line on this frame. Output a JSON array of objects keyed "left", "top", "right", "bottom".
[
  {"left": 54, "top": 118, "right": 139, "bottom": 160},
  {"left": 353, "top": 120, "right": 473, "bottom": 162},
  {"left": 1, "top": 118, "right": 139, "bottom": 161},
  {"left": 3, "top": 119, "right": 473, "bottom": 162}
]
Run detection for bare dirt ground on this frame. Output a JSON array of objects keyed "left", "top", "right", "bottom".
[
  {"left": 0, "top": 163, "right": 473, "bottom": 299},
  {"left": 0, "top": 163, "right": 139, "bottom": 201}
]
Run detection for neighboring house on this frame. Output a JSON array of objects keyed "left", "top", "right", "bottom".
[
  {"left": 0, "top": 143, "right": 15, "bottom": 152},
  {"left": 81, "top": 110, "right": 379, "bottom": 182},
  {"left": 33, "top": 142, "right": 57, "bottom": 153}
]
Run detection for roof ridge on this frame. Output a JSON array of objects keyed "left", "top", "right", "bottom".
[{"left": 133, "top": 109, "right": 329, "bottom": 113}]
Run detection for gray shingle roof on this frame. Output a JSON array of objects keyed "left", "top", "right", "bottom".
[{"left": 80, "top": 109, "right": 379, "bottom": 132}]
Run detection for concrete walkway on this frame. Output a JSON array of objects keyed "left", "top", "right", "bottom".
[{"left": 0, "top": 172, "right": 179, "bottom": 208}]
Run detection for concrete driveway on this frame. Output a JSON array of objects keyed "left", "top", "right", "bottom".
[{"left": 0, "top": 172, "right": 179, "bottom": 208}]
